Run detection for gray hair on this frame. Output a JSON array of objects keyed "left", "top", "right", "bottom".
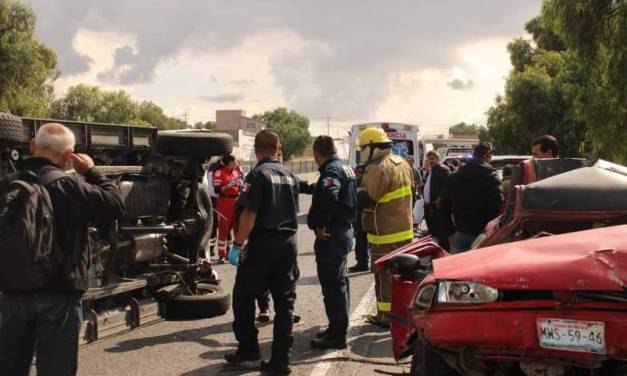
[{"left": 34, "top": 123, "right": 75, "bottom": 153}]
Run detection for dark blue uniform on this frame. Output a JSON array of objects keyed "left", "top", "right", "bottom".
[
  {"left": 232, "top": 157, "right": 299, "bottom": 366},
  {"left": 307, "top": 156, "right": 357, "bottom": 340}
]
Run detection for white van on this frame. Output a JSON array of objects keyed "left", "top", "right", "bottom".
[{"left": 348, "top": 122, "right": 421, "bottom": 168}]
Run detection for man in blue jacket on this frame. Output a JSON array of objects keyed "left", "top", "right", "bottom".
[{"left": 307, "top": 136, "right": 358, "bottom": 349}]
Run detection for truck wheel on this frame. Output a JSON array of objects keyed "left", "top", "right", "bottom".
[
  {"left": 157, "top": 130, "right": 233, "bottom": 158},
  {"left": 156, "top": 283, "right": 230, "bottom": 319},
  {"left": 197, "top": 185, "right": 213, "bottom": 252},
  {"left": 410, "top": 339, "right": 460, "bottom": 376},
  {"left": 0, "top": 112, "right": 28, "bottom": 146}
]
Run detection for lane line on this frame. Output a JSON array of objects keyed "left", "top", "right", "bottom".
[{"left": 309, "top": 282, "right": 376, "bottom": 376}]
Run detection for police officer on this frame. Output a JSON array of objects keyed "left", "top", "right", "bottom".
[
  {"left": 307, "top": 136, "right": 357, "bottom": 350},
  {"left": 225, "top": 129, "right": 299, "bottom": 376}
]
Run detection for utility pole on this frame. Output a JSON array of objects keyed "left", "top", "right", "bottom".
[{"left": 183, "top": 111, "right": 188, "bottom": 125}]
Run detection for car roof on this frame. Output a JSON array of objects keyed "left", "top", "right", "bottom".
[{"left": 521, "top": 163, "right": 627, "bottom": 211}]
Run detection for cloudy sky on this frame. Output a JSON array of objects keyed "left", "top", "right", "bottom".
[{"left": 29, "top": 0, "right": 541, "bottom": 135}]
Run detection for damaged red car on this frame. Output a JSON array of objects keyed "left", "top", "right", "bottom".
[{"left": 375, "top": 160, "right": 627, "bottom": 375}]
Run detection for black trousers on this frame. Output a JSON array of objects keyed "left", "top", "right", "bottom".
[
  {"left": 0, "top": 291, "right": 82, "bottom": 376},
  {"left": 353, "top": 208, "right": 369, "bottom": 265},
  {"left": 314, "top": 226, "right": 352, "bottom": 338},
  {"left": 232, "top": 231, "right": 297, "bottom": 366},
  {"left": 424, "top": 203, "right": 450, "bottom": 251}
]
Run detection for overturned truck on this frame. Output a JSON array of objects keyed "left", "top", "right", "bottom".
[{"left": 0, "top": 112, "right": 233, "bottom": 344}]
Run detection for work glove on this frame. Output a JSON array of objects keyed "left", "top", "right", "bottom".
[{"left": 227, "top": 245, "right": 241, "bottom": 266}]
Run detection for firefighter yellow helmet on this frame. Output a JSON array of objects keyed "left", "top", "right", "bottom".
[{"left": 358, "top": 127, "right": 391, "bottom": 149}]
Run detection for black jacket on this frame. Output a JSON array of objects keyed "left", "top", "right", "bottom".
[
  {"left": 425, "top": 164, "right": 450, "bottom": 204},
  {"left": 16, "top": 158, "right": 125, "bottom": 292},
  {"left": 307, "top": 156, "right": 357, "bottom": 229},
  {"left": 439, "top": 159, "right": 503, "bottom": 236}
]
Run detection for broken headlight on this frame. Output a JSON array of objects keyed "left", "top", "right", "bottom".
[{"left": 436, "top": 281, "right": 499, "bottom": 304}]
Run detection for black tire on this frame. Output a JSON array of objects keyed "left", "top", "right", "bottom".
[
  {"left": 157, "top": 130, "right": 233, "bottom": 158},
  {"left": 156, "top": 283, "right": 230, "bottom": 319},
  {"left": 197, "top": 185, "right": 213, "bottom": 252},
  {"left": 0, "top": 112, "right": 28, "bottom": 145},
  {"left": 410, "top": 339, "right": 460, "bottom": 376}
]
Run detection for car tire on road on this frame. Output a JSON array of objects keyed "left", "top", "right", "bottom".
[
  {"left": 157, "top": 130, "right": 233, "bottom": 158},
  {"left": 410, "top": 339, "right": 460, "bottom": 376},
  {"left": 197, "top": 185, "right": 213, "bottom": 251},
  {"left": 0, "top": 112, "right": 28, "bottom": 146},
  {"left": 157, "top": 283, "right": 230, "bottom": 320}
]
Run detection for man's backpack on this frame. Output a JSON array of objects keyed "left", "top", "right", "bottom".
[{"left": 0, "top": 168, "right": 66, "bottom": 291}]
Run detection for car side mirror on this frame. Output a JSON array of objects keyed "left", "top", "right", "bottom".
[{"left": 389, "top": 254, "right": 423, "bottom": 279}]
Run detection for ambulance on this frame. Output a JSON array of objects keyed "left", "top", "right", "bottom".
[{"left": 348, "top": 122, "right": 422, "bottom": 168}]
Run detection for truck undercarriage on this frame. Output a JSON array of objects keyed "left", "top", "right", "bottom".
[{"left": 0, "top": 113, "right": 234, "bottom": 344}]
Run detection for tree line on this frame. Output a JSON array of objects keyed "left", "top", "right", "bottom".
[
  {"left": 485, "top": 0, "right": 626, "bottom": 163},
  {"left": 2, "top": 0, "right": 624, "bottom": 162},
  {"left": 0, "top": 0, "right": 313, "bottom": 159}
]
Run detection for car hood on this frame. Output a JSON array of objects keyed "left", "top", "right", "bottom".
[{"left": 433, "top": 225, "right": 627, "bottom": 291}]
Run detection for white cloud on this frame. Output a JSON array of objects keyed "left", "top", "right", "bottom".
[{"left": 37, "top": 1, "right": 540, "bottom": 130}]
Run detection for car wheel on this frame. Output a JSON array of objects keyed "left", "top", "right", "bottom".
[
  {"left": 410, "top": 339, "right": 460, "bottom": 376},
  {"left": 156, "top": 283, "right": 230, "bottom": 319},
  {"left": 197, "top": 185, "right": 213, "bottom": 252},
  {"left": 0, "top": 112, "right": 28, "bottom": 146},
  {"left": 157, "top": 130, "right": 233, "bottom": 158}
]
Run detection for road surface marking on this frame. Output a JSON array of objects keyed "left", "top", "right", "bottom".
[{"left": 309, "top": 282, "right": 376, "bottom": 376}]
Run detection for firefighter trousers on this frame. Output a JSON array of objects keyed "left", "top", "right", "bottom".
[{"left": 369, "top": 240, "right": 412, "bottom": 322}]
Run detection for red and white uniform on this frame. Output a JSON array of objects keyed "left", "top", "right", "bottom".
[{"left": 213, "top": 166, "right": 243, "bottom": 258}]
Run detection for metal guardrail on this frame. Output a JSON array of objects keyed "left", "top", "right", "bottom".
[{"left": 242, "top": 159, "right": 318, "bottom": 175}]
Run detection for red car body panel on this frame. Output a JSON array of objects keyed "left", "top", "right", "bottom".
[
  {"left": 433, "top": 225, "right": 626, "bottom": 291},
  {"left": 377, "top": 159, "right": 627, "bottom": 368},
  {"left": 419, "top": 309, "right": 627, "bottom": 367}
]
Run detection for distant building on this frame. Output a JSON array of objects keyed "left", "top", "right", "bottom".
[
  {"left": 215, "top": 110, "right": 265, "bottom": 161},
  {"left": 215, "top": 110, "right": 265, "bottom": 133}
]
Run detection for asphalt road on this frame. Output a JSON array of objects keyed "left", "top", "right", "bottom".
[{"left": 75, "top": 192, "right": 410, "bottom": 376}]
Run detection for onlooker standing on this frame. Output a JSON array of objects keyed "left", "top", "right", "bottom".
[
  {"left": 440, "top": 143, "right": 503, "bottom": 253},
  {"left": 348, "top": 164, "right": 369, "bottom": 273},
  {"left": 532, "top": 135, "right": 559, "bottom": 159},
  {"left": 423, "top": 151, "right": 451, "bottom": 250},
  {"left": 225, "top": 129, "right": 300, "bottom": 375},
  {"left": 0, "top": 123, "right": 125, "bottom": 376},
  {"left": 307, "top": 136, "right": 357, "bottom": 350},
  {"left": 405, "top": 155, "right": 423, "bottom": 202}
]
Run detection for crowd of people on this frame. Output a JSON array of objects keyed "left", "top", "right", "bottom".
[
  {"left": 205, "top": 129, "right": 561, "bottom": 374},
  {"left": 0, "top": 121, "right": 560, "bottom": 376}
]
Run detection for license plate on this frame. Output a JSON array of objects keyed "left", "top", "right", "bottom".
[{"left": 537, "top": 318, "right": 606, "bottom": 354}]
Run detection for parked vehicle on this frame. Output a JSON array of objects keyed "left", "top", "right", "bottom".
[
  {"left": 375, "top": 159, "right": 627, "bottom": 375},
  {"left": 0, "top": 113, "right": 234, "bottom": 344},
  {"left": 348, "top": 122, "right": 421, "bottom": 167}
]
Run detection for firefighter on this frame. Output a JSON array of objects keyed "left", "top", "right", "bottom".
[
  {"left": 357, "top": 127, "right": 414, "bottom": 327},
  {"left": 214, "top": 154, "right": 243, "bottom": 263}
]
